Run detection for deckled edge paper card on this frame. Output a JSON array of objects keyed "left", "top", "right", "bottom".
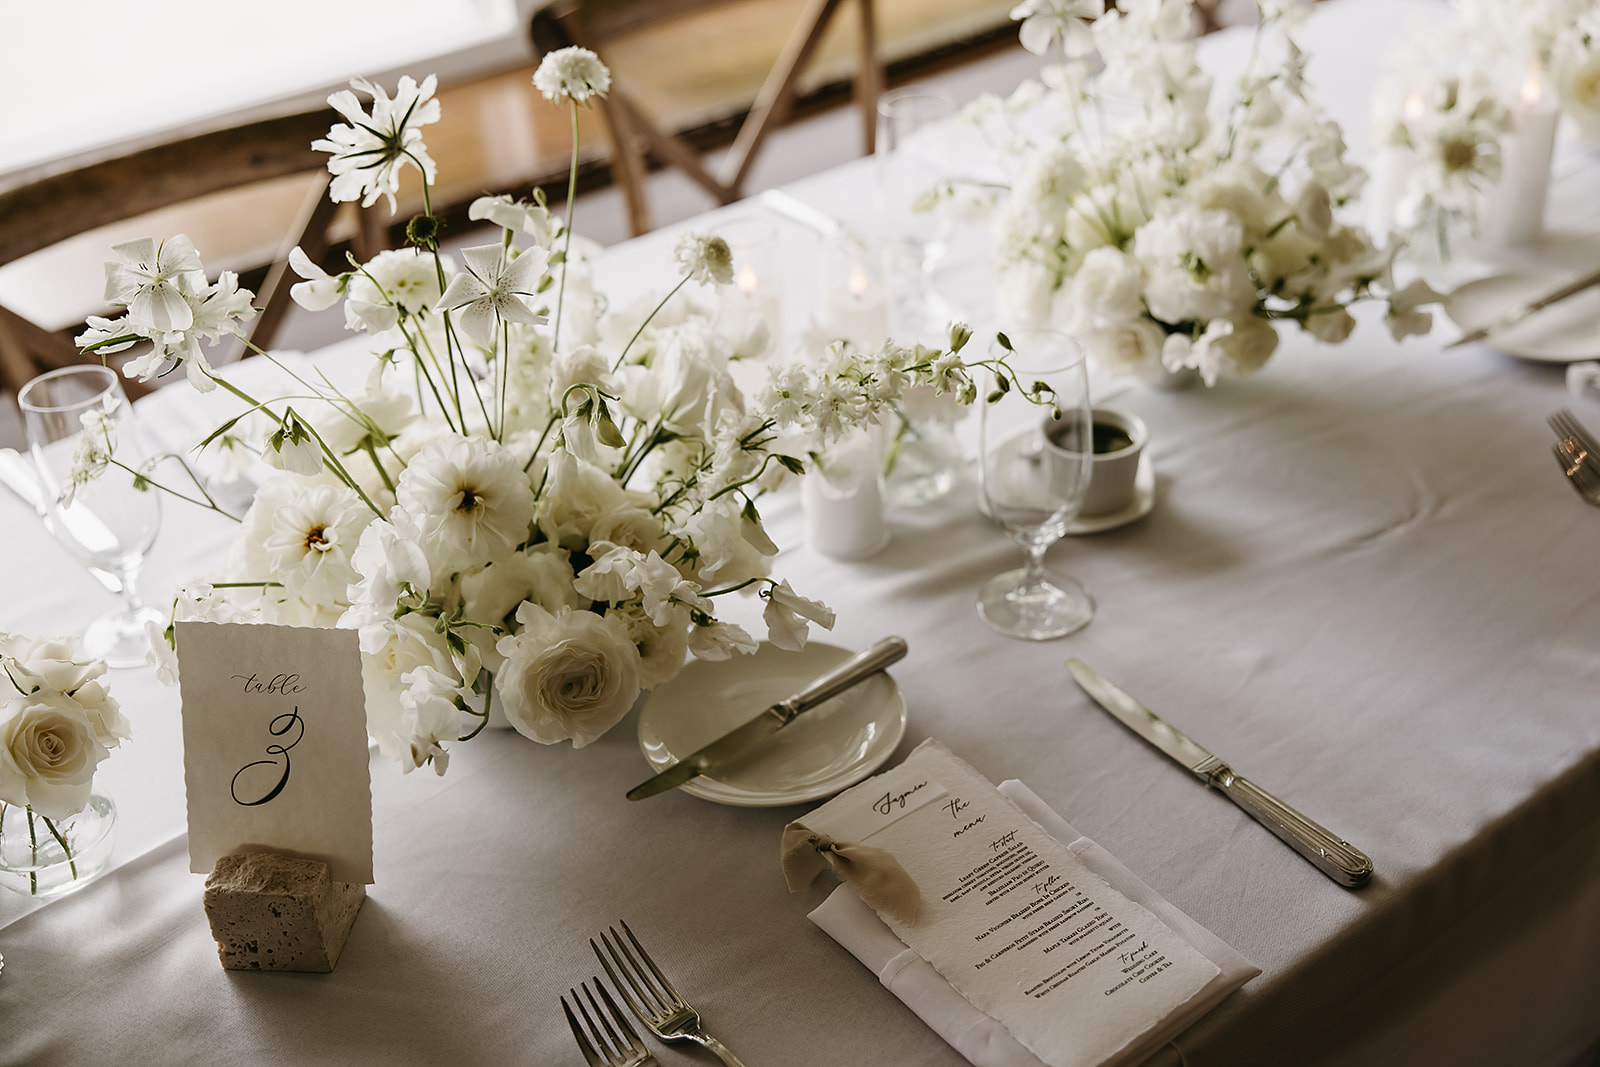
[
  {"left": 798, "top": 739, "right": 1221, "bottom": 1067},
  {"left": 177, "top": 621, "right": 373, "bottom": 885}
]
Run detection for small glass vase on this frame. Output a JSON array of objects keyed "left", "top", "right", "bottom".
[
  {"left": 882, "top": 414, "right": 964, "bottom": 508},
  {"left": 0, "top": 795, "right": 117, "bottom": 899}
]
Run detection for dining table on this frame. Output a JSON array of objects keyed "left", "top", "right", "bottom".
[{"left": 3, "top": 1, "right": 1599, "bottom": 1063}]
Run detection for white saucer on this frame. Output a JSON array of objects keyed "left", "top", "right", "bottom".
[
  {"left": 1445, "top": 271, "right": 1600, "bottom": 362},
  {"left": 1066, "top": 454, "right": 1154, "bottom": 535},
  {"left": 636, "top": 641, "right": 907, "bottom": 807}
]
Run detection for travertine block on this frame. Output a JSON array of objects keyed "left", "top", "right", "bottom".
[{"left": 203, "top": 851, "right": 365, "bottom": 972}]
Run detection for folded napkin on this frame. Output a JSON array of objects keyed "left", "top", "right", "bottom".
[{"left": 808, "top": 781, "right": 1258, "bottom": 1067}]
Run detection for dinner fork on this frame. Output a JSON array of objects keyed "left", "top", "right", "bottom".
[
  {"left": 1554, "top": 440, "right": 1600, "bottom": 506},
  {"left": 593, "top": 921, "right": 749, "bottom": 1067},
  {"left": 1550, "top": 409, "right": 1600, "bottom": 465},
  {"left": 563, "top": 979, "right": 658, "bottom": 1067}
]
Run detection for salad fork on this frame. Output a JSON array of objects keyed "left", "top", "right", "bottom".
[
  {"left": 593, "top": 921, "right": 749, "bottom": 1067},
  {"left": 1554, "top": 440, "right": 1600, "bottom": 506},
  {"left": 1550, "top": 409, "right": 1600, "bottom": 465},
  {"left": 563, "top": 979, "right": 658, "bottom": 1067}
]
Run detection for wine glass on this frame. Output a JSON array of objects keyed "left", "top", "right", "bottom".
[
  {"left": 18, "top": 366, "right": 163, "bottom": 668},
  {"left": 976, "top": 332, "right": 1095, "bottom": 640},
  {"left": 876, "top": 86, "right": 955, "bottom": 336}
]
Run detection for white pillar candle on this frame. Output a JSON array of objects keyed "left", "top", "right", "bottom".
[
  {"left": 1489, "top": 62, "right": 1560, "bottom": 246},
  {"left": 822, "top": 264, "right": 890, "bottom": 350},
  {"left": 802, "top": 426, "right": 891, "bottom": 560}
]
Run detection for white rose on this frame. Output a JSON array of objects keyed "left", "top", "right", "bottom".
[
  {"left": 0, "top": 695, "right": 109, "bottom": 820},
  {"left": 494, "top": 604, "right": 641, "bottom": 747}
]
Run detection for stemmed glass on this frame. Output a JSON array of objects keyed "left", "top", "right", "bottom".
[
  {"left": 18, "top": 366, "right": 163, "bottom": 668},
  {"left": 977, "top": 332, "right": 1095, "bottom": 640}
]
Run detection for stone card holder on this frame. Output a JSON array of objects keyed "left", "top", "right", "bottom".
[{"left": 203, "top": 851, "right": 365, "bottom": 972}]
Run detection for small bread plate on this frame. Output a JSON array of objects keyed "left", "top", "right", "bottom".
[
  {"left": 637, "top": 641, "right": 908, "bottom": 807},
  {"left": 1066, "top": 454, "right": 1155, "bottom": 535},
  {"left": 1445, "top": 271, "right": 1600, "bottom": 362}
]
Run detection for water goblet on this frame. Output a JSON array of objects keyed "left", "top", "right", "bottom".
[
  {"left": 18, "top": 366, "right": 163, "bottom": 668},
  {"left": 876, "top": 86, "right": 956, "bottom": 335},
  {"left": 976, "top": 332, "right": 1095, "bottom": 640}
]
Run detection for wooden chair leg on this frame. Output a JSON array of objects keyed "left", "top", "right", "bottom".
[
  {"left": 245, "top": 174, "right": 339, "bottom": 359},
  {"left": 855, "top": 0, "right": 885, "bottom": 155}
]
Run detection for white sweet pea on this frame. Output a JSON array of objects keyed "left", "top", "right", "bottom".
[
  {"left": 761, "top": 580, "right": 836, "bottom": 652},
  {"left": 689, "top": 619, "right": 759, "bottom": 661},
  {"left": 1385, "top": 279, "right": 1445, "bottom": 341},
  {"left": 436, "top": 244, "right": 549, "bottom": 348},
  {"left": 262, "top": 412, "right": 324, "bottom": 476},
  {"left": 287, "top": 247, "right": 344, "bottom": 311},
  {"left": 469, "top": 195, "right": 554, "bottom": 246},
  {"left": 103, "top": 235, "right": 204, "bottom": 333},
  {"left": 394, "top": 665, "right": 465, "bottom": 775}
]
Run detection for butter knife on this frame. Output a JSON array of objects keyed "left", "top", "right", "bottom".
[
  {"left": 627, "top": 636, "right": 908, "bottom": 800},
  {"left": 1446, "top": 263, "right": 1600, "bottom": 349},
  {"left": 1065, "top": 659, "right": 1373, "bottom": 888}
]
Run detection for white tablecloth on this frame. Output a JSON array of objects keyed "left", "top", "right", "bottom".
[{"left": 4, "top": 2, "right": 1600, "bottom": 1063}]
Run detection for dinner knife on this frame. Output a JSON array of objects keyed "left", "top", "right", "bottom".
[
  {"left": 1065, "top": 659, "right": 1373, "bottom": 888},
  {"left": 627, "top": 635, "right": 908, "bottom": 801},
  {"left": 1445, "top": 263, "right": 1600, "bottom": 349}
]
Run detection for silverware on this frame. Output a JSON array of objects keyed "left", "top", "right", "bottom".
[
  {"left": 625, "top": 635, "right": 908, "bottom": 800},
  {"left": 1550, "top": 408, "right": 1600, "bottom": 460},
  {"left": 564, "top": 979, "right": 658, "bottom": 1067},
  {"left": 0, "top": 447, "right": 124, "bottom": 594},
  {"left": 1447, "top": 264, "right": 1600, "bottom": 349},
  {"left": 1554, "top": 440, "right": 1600, "bottom": 505},
  {"left": 1065, "top": 659, "right": 1374, "bottom": 888},
  {"left": 593, "top": 921, "right": 748, "bottom": 1067}
]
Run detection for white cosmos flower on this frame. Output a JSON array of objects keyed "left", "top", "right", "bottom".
[
  {"left": 673, "top": 233, "right": 735, "bottom": 286},
  {"left": 494, "top": 603, "right": 640, "bottom": 747},
  {"left": 762, "top": 580, "right": 836, "bottom": 651},
  {"left": 436, "top": 244, "right": 548, "bottom": 348},
  {"left": 262, "top": 484, "right": 371, "bottom": 608},
  {"left": 313, "top": 75, "right": 440, "bottom": 212},
  {"left": 103, "top": 235, "right": 204, "bottom": 333},
  {"left": 533, "top": 46, "right": 611, "bottom": 104},
  {"left": 394, "top": 436, "right": 536, "bottom": 572}
]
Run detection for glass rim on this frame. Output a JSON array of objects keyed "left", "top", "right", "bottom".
[
  {"left": 16, "top": 364, "right": 121, "bottom": 415},
  {"left": 876, "top": 85, "right": 955, "bottom": 117}
]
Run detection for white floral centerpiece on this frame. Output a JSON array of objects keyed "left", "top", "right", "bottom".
[
  {"left": 0, "top": 633, "right": 129, "bottom": 895},
  {"left": 957, "top": 0, "right": 1441, "bottom": 386},
  {"left": 72, "top": 49, "right": 1027, "bottom": 776}
]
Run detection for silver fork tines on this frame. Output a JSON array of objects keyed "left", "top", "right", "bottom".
[
  {"left": 1550, "top": 409, "right": 1600, "bottom": 458},
  {"left": 1555, "top": 441, "right": 1600, "bottom": 506},
  {"left": 593, "top": 921, "right": 749, "bottom": 1067},
  {"left": 563, "top": 980, "right": 656, "bottom": 1067}
]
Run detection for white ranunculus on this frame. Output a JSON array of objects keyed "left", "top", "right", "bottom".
[
  {"left": 1085, "top": 319, "right": 1168, "bottom": 378},
  {"left": 494, "top": 604, "right": 641, "bottom": 748},
  {"left": 0, "top": 694, "right": 109, "bottom": 820},
  {"left": 1070, "top": 246, "right": 1144, "bottom": 331},
  {"left": 395, "top": 436, "right": 536, "bottom": 573},
  {"left": 460, "top": 545, "right": 586, "bottom": 669},
  {"left": 262, "top": 484, "right": 372, "bottom": 608},
  {"left": 762, "top": 580, "right": 836, "bottom": 652},
  {"left": 1133, "top": 203, "right": 1256, "bottom": 326}
]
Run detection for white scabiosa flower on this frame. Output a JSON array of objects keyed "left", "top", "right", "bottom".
[
  {"left": 673, "top": 233, "right": 735, "bottom": 286},
  {"left": 533, "top": 46, "right": 611, "bottom": 104}
]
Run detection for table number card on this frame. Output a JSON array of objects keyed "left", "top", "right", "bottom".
[
  {"left": 176, "top": 621, "right": 373, "bottom": 885},
  {"left": 799, "top": 740, "right": 1220, "bottom": 1067}
]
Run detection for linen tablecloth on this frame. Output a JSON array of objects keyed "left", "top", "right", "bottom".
[{"left": 3, "top": 2, "right": 1599, "bottom": 1063}]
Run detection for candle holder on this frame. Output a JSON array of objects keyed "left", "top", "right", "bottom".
[
  {"left": 712, "top": 218, "right": 784, "bottom": 359},
  {"left": 818, "top": 230, "right": 890, "bottom": 353}
]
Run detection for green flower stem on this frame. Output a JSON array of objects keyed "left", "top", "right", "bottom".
[
  {"left": 362, "top": 439, "right": 397, "bottom": 494},
  {"left": 40, "top": 810, "right": 77, "bottom": 882},
  {"left": 553, "top": 101, "right": 581, "bottom": 351},
  {"left": 107, "top": 458, "right": 240, "bottom": 522},
  {"left": 701, "top": 577, "right": 765, "bottom": 598},
  {"left": 610, "top": 274, "right": 692, "bottom": 373},
  {"left": 395, "top": 320, "right": 461, "bottom": 434}
]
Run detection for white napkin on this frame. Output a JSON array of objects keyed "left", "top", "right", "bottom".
[{"left": 808, "top": 781, "right": 1258, "bottom": 1067}]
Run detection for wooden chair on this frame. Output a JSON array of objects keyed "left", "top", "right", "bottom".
[
  {"left": 530, "top": 0, "right": 886, "bottom": 237},
  {"left": 0, "top": 108, "right": 375, "bottom": 397}
]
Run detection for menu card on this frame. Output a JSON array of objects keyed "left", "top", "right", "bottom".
[
  {"left": 176, "top": 621, "right": 374, "bottom": 885},
  {"left": 796, "top": 740, "right": 1223, "bottom": 1067}
]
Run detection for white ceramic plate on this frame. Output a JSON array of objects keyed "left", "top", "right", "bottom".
[
  {"left": 1445, "top": 272, "right": 1600, "bottom": 362},
  {"left": 636, "top": 642, "right": 908, "bottom": 807},
  {"left": 1066, "top": 454, "right": 1154, "bottom": 535}
]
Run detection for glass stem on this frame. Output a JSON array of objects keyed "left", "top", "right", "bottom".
[
  {"left": 116, "top": 565, "right": 146, "bottom": 619},
  {"left": 1019, "top": 540, "right": 1049, "bottom": 596}
]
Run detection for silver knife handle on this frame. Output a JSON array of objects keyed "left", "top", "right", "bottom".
[
  {"left": 773, "top": 636, "right": 908, "bottom": 723},
  {"left": 1203, "top": 764, "right": 1374, "bottom": 888}
]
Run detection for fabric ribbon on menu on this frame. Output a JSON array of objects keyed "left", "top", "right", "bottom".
[{"left": 781, "top": 823, "right": 922, "bottom": 925}]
